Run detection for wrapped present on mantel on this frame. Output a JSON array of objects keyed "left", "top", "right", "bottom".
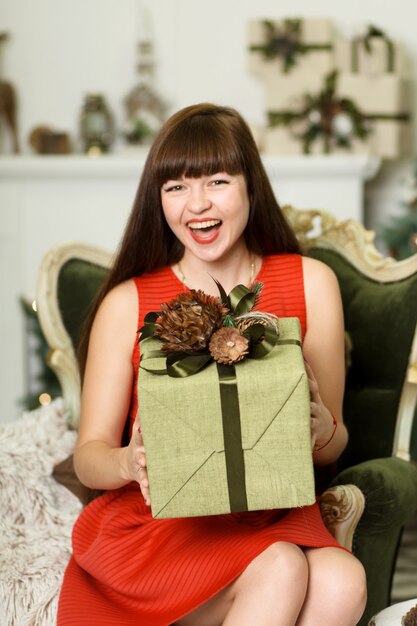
[
  {"left": 335, "top": 25, "right": 406, "bottom": 76},
  {"left": 138, "top": 284, "right": 315, "bottom": 519},
  {"left": 264, "top": 71, "right": 371, "bottom": 156},
  {"left": 264, "top": 70, "right": 411, "bottom": 158},
  {"left": 248, "top": 18, "right": 335, "bottom": 80},
  {"left": 339, "top": 73, "right": 412, "bottom": 158}
]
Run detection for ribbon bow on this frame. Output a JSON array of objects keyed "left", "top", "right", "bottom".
[
  {"left": 138, "top": 282, "right": 280, "bottom": 378},
  {"left": 353, "top": 24, "right": 395, "bottom": 73}
]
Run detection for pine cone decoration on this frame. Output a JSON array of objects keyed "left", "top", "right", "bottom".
[
  {"left": 155, "top": 290, "right": 228, "bottom": 352},
  {"left": 209, "top": 327, "right": 249, "bottom": 364}
]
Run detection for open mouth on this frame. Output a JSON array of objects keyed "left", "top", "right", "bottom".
[{"left": 187, "top": 219, "right": 222, "bottom": 239}]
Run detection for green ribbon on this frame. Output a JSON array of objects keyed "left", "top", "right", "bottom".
[
  {"left": 269, "top": 110, "right": 409, "bottom": 126},
  {"left": 365, "top": 113, "right": 410, "bottom": 122},
  {"left": 216, "top": 340, "right": 302, "bottom": 512},
  {"left": 352, "top": 25, "right": 395, "bottom": 73},
  {"left": 213, "top": 279, "right": 258, "bottom": 316},
  {"left": 216, "top": 362, "right": 248, "bottom": 512}
]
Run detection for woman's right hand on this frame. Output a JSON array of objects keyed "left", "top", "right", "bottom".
[{"left": 124, "top": 417, "right": 151, "bottom": 506}]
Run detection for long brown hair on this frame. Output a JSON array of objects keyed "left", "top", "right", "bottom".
[{"left": 78, "top": 103, "right": 300, "bottom": 378}]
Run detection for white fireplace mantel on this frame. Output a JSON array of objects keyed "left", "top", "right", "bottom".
[
  {"left": 0, "top": 151, "right": 380, "bottom": 179},
  {"left": 0, "top": 152, "right": 380, "bottom": 217},
  {"left": 0, "top": 152, "right": 380, "bottom": 423}
]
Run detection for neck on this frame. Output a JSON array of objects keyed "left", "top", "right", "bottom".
[{"left": 176, "top": 247, "right": 258, "bottom": 295}]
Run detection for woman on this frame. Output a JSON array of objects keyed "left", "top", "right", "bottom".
[{"left": 58, "top": 103, "right": 367, "bottom": 626}]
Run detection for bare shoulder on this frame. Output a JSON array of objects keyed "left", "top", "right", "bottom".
[
  {"left": 99, "top": 279, "right": 137, "bottom": 315},
  {"left": 92, "top": 279, "right": 138, "bottom": 349},
  {"left": 303, "top": 257, "right": 340, "bottom": 298},
  {"left": 301, "top": 256, "right": 343, "bottom": 324},
  {"left": 301, "top": 255, "right": 339, "bottom": 290}
]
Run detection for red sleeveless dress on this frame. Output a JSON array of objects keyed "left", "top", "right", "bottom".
[{"left": 57, "top": 254, "right": 343, "bottom": 626}]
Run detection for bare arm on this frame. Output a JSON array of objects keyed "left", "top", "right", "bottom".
[
  {"left": 302, "top": 257, "right": 349, "bottom": 466},
  {"left": 73, "top": 280, "right": 149, "bottom": 502}
]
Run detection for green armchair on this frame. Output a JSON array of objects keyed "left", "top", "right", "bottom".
[
  {"left": 37, "top": 207, "right": 417, "bottom": 626},
  {"left": 284, "top": 206, "right": 417, "bottom": 625}
]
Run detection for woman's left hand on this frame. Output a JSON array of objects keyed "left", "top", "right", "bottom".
[{"left": 304, "top": 360, "right": 336, "bottom": 452}]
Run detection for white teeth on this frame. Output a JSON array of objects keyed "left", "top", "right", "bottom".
[{"left": 188, "top": 220, "right": 221, "bottom": 230}]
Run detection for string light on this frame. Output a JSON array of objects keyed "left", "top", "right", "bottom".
[
  {"left": 39, "top": 393, "right": 52, "bottom": 406},
  {"left": 32, "top": 299, "right": 37, "bottom": 312}
]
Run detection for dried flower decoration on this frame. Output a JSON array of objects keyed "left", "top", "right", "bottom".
[
  {"left": 209, "top": 327, "right": 249, "bottom": 365},
  {"left": 139, "top": 281, "right": 280, "bottom": 377}
]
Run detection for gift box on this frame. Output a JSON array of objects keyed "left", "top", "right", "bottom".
[
  {"left": 138, "top": 317, "right": 315, "bottom": 519},
  {"left": 338, "top": 74, "right": 412, "bottom": 158},
  {"left": 335, "top": 35, "right": 406, "bottom": 76},
  {"left": 248, "top": 18, "right": 335, "bottom": 80},
  {"left": 263, "top": 70, "right": 371, "bottom": 156}
]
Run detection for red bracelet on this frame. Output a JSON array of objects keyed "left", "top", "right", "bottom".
[{"left": 314, "top": 413, "right": 338, "bottom": 451}]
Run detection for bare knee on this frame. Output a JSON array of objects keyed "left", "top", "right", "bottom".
[
  {"left": 238, "top": 542, "right": 309, "bottom": 595},
  {"left": 304, "top": 549, "right": 367, "bottom": 625},
  {"left": 333, "top": 556, "right": 367, "bottom": 620}
]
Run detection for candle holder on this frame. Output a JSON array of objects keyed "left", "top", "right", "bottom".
[{"left": 123, "top": 40, "right": 166, "bottom": 145}]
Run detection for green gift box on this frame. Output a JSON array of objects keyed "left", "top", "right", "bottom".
[{"left": 138, "top": 317, "right": 315, "bottom": 519}]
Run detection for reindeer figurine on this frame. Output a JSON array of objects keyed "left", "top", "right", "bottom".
[{"left": 0, "top": 32, "right": 19, "bottom": 154}]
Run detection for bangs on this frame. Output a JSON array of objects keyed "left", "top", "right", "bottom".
[{"left": 153, "top": 115, "right": 245, "bottom": 186}]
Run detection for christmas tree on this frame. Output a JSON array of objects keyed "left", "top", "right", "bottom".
[
  {"left": 20, "top": 297, "right": 61, "bottom": 410},
  {"left": 380, "top": 159, "right": 417, "bottom": 260}
]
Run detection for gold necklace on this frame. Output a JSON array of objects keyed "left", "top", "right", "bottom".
[{"left": 177, "top": 256, "right": 256, "bottom": 288}]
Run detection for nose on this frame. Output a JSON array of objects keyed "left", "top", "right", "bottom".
[{"left": 188, "top": 184, "right": 212, "bottom": 213}]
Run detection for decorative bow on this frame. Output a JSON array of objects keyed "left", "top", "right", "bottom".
[
  {"left": 250, "top": 19, "right": 332, "bottom": 73},
  {"left": 138, "top": 281, "right": 280, "bottom": 378}
]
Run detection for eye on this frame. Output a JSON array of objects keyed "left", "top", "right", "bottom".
[
  {"left": 163, "top": 184, "right": 185, "bottom": 192},
  {"left": 209, "top": 179, "right": 229, "bottom": 186}
]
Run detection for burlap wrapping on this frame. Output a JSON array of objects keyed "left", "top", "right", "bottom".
[{"left": 139, "top": 317, "right": 315, "bottom": 519}]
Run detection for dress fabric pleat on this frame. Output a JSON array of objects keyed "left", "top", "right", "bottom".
[{"left": 57, "top": 254, "right": 344, "bottom": 626}]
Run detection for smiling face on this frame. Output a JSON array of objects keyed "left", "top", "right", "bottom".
[{"left": 160, "top": 172, "right": 250, "bottom": 264}]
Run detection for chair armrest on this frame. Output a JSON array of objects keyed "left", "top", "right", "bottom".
[
  {"left": 332, "top": 457, "right": 417, "bottom": 535},
  {"left": 319, "top": 484, "right": 365, "bottom": 551}
]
